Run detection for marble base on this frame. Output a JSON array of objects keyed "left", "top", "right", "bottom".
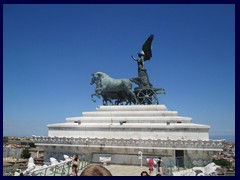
[
  {"left": 48, "top": 105, "right": 210, "bottom": 141},
  {"left": 35, "top": 105, "right": 223, "bottom": 166}
]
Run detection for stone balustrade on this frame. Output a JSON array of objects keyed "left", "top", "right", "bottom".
[{"left": 33, "top": 136, "right": 224, "bottom": 151}]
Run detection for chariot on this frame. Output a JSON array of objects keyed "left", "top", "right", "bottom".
[{"left": 90, "top": 34, "right": 166, "bottom": 105}]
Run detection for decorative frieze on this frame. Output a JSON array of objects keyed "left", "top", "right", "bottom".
[{"left": 33, "top": 136, "right": 224, "bottom": 151}]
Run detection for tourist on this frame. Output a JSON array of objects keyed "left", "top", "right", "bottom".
[
  {"left": 147, "top": 157, "right": 156, "bottom": 176},
  {"left": 157, "top": 157, "right": 162, "bottom": 174},
  {"left": 140, "top": 171, "right": 149, "bottom": 176},
  {"left": 80, "top": 164, "right": 112, "bottom": 176},
  {"left": 72, "top": 155, "right": 79, "bottom": 176},
  {"left": 156, "top": 173, "right": 162, "bottom": 176}
]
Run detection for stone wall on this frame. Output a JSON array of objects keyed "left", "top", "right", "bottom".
[
  {"left": 3, "top": 147, "right": 23, "bottom": 158},
  {"left": 36, "top": 136, "right": 222, "bottom": 167}
]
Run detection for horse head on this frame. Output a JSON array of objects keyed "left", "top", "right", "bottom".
[
  {"left": 90, "top": 72, "right": 101, "bottom": 86},
  {"left": 91, "top": 72, "right": 107, "bottom": 84}
]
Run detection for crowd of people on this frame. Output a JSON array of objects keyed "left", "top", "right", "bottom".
[
  {"left": 17, "top": 154, "right": 163, "bottom": 176},
  {"left": 71, "top": 154, "right": 163, "bottom": 176},
  {"left": 142, "top": 157, "right": 162, "bottom": 176}
]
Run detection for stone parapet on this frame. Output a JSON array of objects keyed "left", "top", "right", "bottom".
[{"left": 33, "top": 136, "right": 224, "bottom": 151}]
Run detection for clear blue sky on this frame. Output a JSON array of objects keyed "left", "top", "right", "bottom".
[{"left": 3, "top": 4, "right": 235, "bottom": 137}]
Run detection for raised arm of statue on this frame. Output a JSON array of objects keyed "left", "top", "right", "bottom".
[{"left": 131, "top": 55, "right": 138, "bottom": 61}]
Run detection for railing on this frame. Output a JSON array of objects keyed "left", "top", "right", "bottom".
[
  {"left": 161, "top": 157, "right": 175, "bottom": 176},
  {"left": 161, "top": 156, "right": 195, "bottom": 176},
  {"left": 25, "top": 158, "right": 90, "bottom": 176}
]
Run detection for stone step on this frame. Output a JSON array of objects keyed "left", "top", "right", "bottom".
[
  {"left": 47, "top": 123, "right": 210, "bottom": 140},
  {"left": 48, "top": 123, "right": 209, "bottom": 129},
  {"left": 82, "top": 111, "right": 178, "bottom": 117},
  {"left": 66, "top": 116, "right": 192, "bottom": 123},
  {"left": 96, "top": 105, "right": 168, "bottom": 111}
]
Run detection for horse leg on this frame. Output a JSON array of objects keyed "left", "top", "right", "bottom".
[
  {"left": 128, "top": 90, "right": 139, "bottom": 104},
  {"left": 103, "top": 99, "right": 107, "bottom": 105},
  {"left": 110, "top": 99, "right": 114, "bottom": 105},
  {"left": 91, "top": 93, "right": 99, "bottom": 102}
]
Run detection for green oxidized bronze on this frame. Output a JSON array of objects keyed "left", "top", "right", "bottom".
[{"left": 90, "top": 34, "right": 165, "bottom": 105}]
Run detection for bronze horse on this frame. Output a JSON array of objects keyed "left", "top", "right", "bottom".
[{"left": 90, "top": 72, "right": 138, "bottom": 105}]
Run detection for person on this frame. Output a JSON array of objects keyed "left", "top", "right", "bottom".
[
  {"left": 140, "top": 171, "right": 149, "bottom": 176},
  {"left": 72, "top": 155, "right": 79, "bottom": 176},
  {"left": 147, "top": 157, "right": 156, "bottom": 176},
  {"left": 80, "top": 164, "right": 112, "bottom": 176},
  {"left": 156, "top": 173, "right": 162, "bottom": 176},
  {"left": 131, "top": 53, "right": 153, "bottom": 88},
  {"left": 157, "top": 157, "right": 162, "bottom": 174},
  {"left": 132, "top": 52, "right": 145, "bottom": 72}
]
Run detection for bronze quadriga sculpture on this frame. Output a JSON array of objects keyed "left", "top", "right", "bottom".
[{"left": 90, "top": 34, "right": 165, "bottom": 105}]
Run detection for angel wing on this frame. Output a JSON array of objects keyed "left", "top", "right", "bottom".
[{"left": 142, "top": 34, "right": 154, "bottom": 61}]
